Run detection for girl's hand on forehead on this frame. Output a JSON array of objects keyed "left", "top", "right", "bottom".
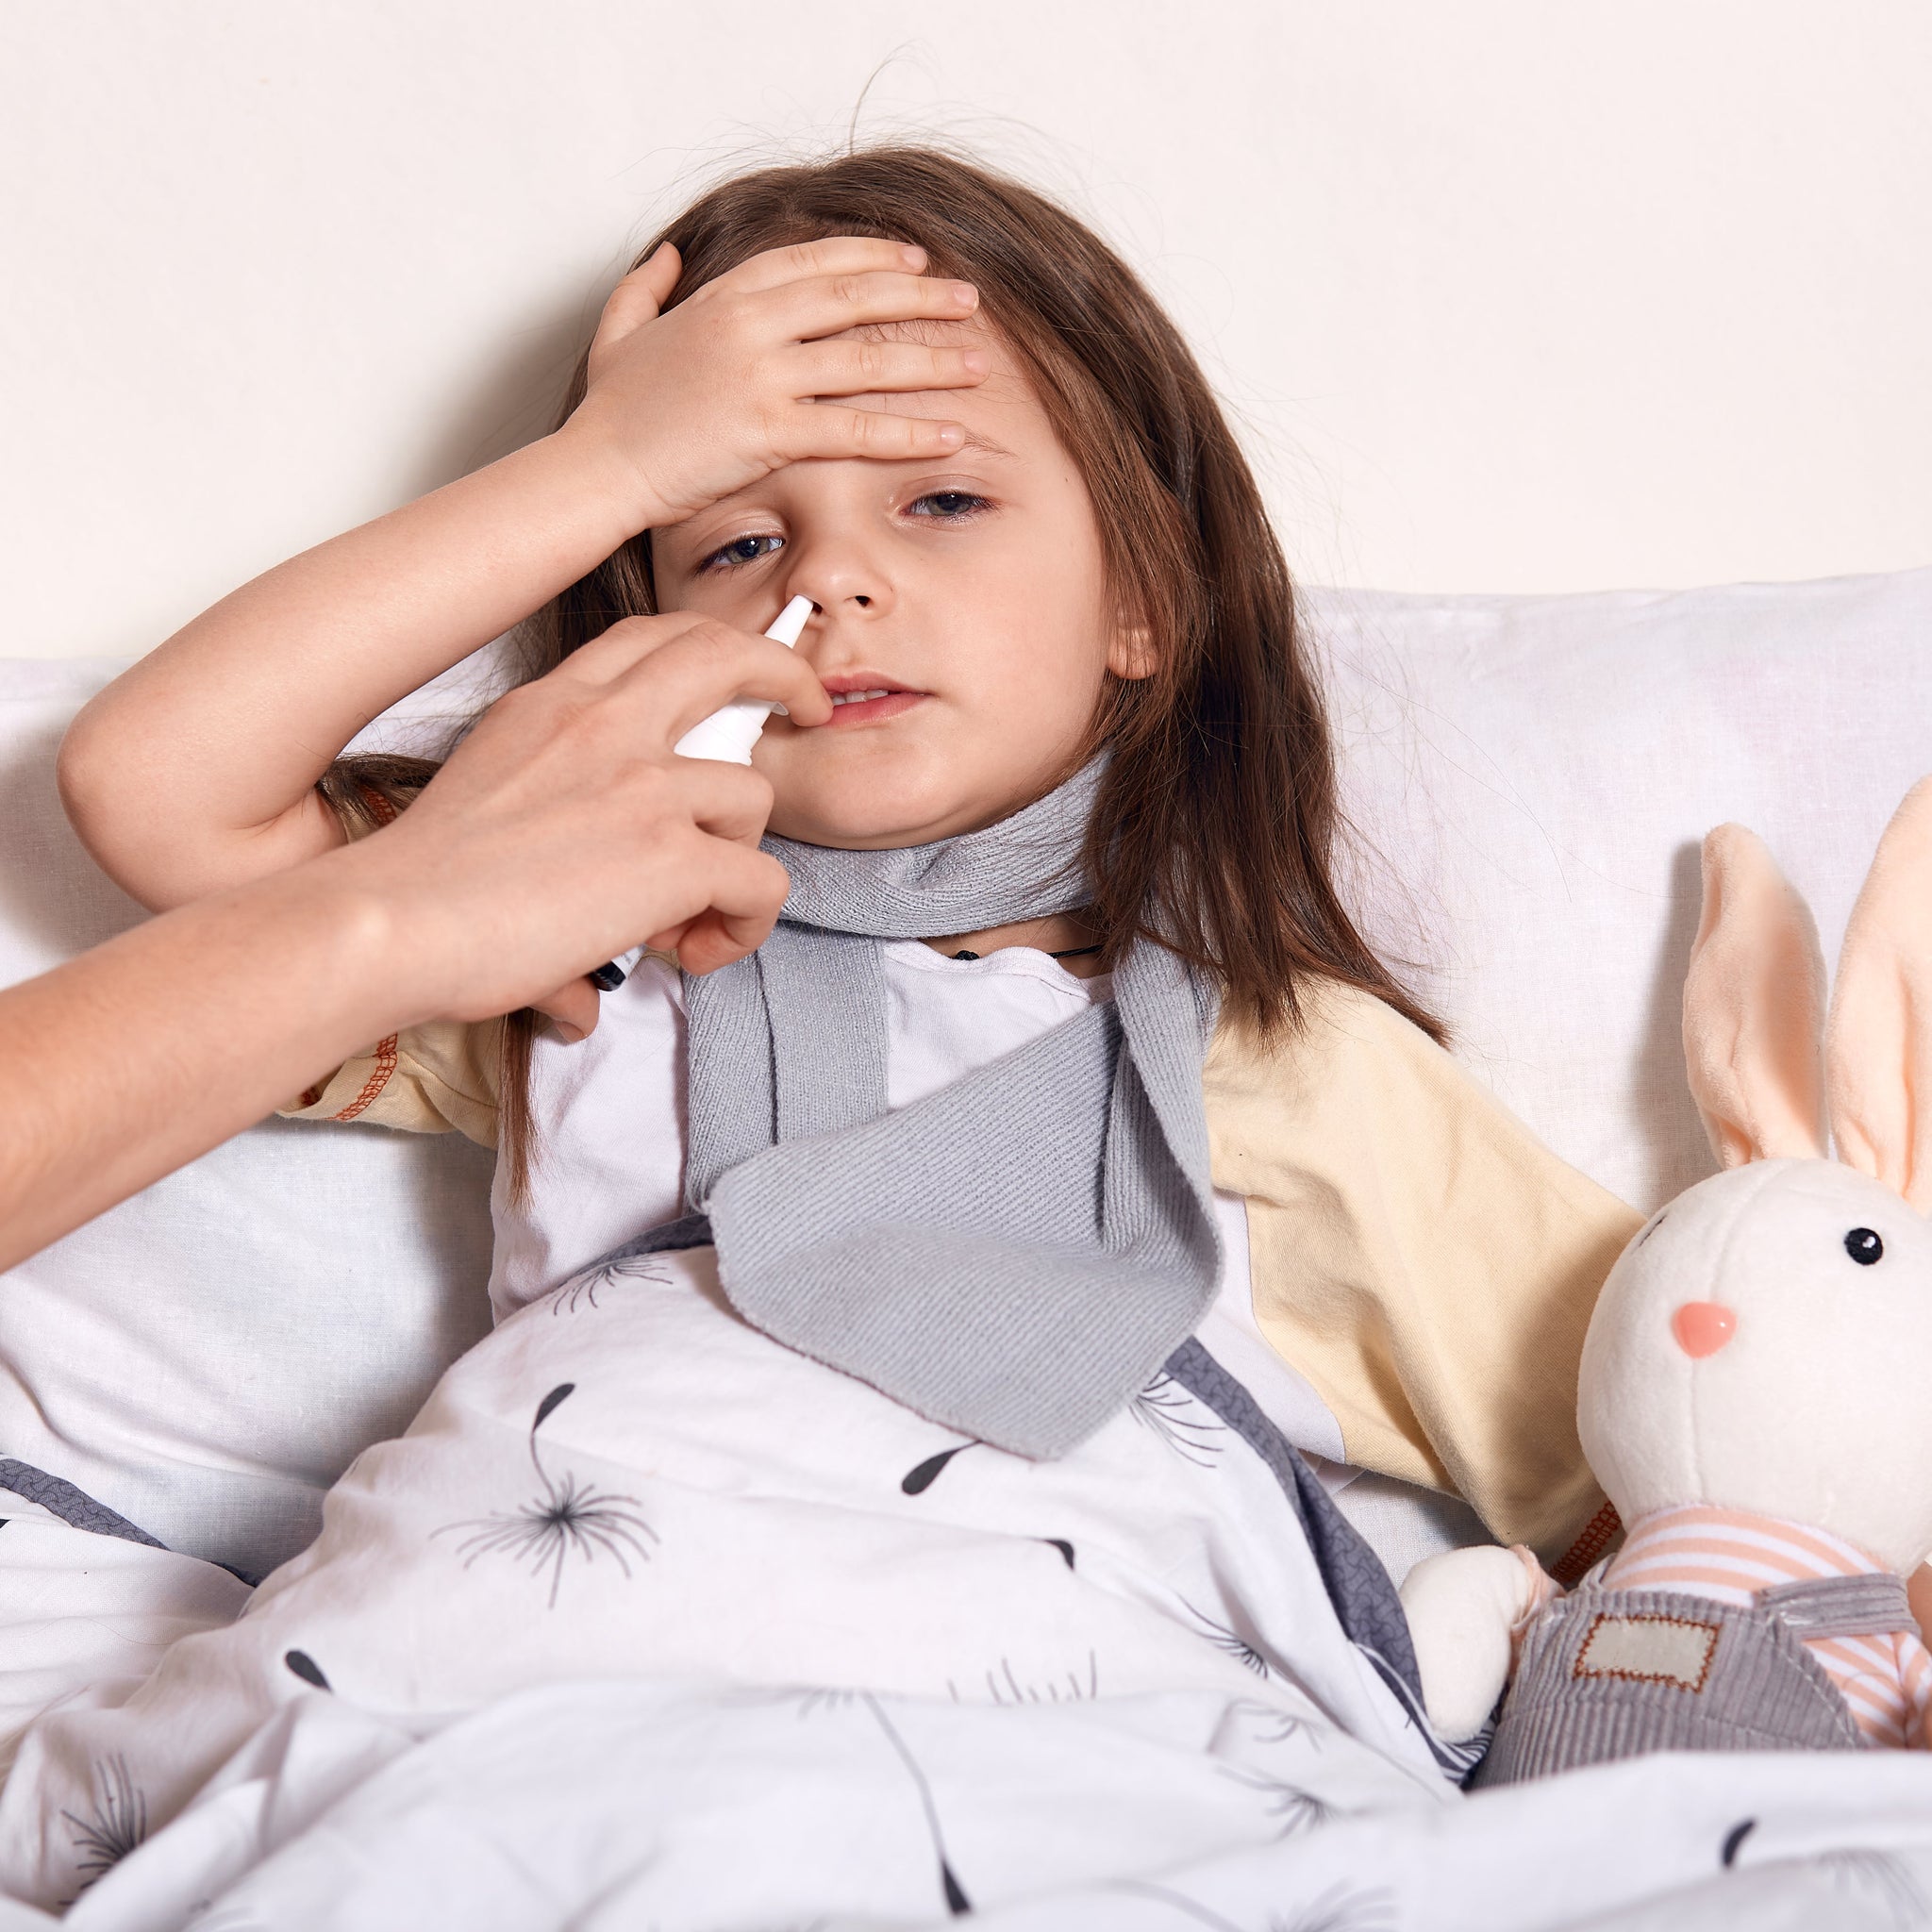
[{"left": 562, "top": 237, "right": 989, "bottom": 533}]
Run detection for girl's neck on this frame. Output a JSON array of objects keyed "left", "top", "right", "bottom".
[{"left": 922, "top": 911, "right": 1107, "bottom": 979}]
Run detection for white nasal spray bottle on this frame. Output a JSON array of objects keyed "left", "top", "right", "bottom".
[
  {"left": 587, "top": 593, "right": 815, "bottom": 994},
  {"left": 671, "top": 594, "right": 814, "bottom": 763}
]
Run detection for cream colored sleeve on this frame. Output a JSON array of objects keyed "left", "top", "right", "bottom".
[
  {"left": 1203, "top": 981, "right": 1641, "bottom": 1573},
  {"left": 277, "top": 1014, "right": 503, "bottom": 1149},
  {"left": 272, "top": 777, "right": 502, "bottom": 1149}
]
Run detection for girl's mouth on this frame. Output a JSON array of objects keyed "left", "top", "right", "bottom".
[{"left": 821, "top": 675, "right": 926, "bottom": 729}]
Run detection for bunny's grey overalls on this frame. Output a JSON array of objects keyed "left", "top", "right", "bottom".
[{"left": 1472, "top": 1569, "right": 1918, "bottom": 1787}]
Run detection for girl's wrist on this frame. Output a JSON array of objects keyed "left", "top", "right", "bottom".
[{"left": 546, "top": 408, "right": 669, "bottom": 543}]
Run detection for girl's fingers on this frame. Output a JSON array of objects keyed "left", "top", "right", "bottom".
[
  {"left": 775, "top": 405, "right": 970, "bottom": 465},
  {"left": 720, "top": 236, "right": 927, "bottom": 296},
  {"left": 638, "top": 242, "right": 682, "bottom": 308},
  {"left": 588, "top": 243, "right": 682, "bottom": 369},
  {"left": 765, "top": 269, "right": 979, "bottom": 342},
  {"left": 797, "top": 338, "right": 991, "bottom": 400}
]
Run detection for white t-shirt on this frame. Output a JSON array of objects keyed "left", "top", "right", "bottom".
[{"left": 488, "top": 940, "right": 1346, "bottom": 1469}]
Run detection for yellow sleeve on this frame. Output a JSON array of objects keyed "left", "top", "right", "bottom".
[
  {"left": 278, "top": 1015, "right": 503, "bottom": 1149},
  {"left": 272, "top": 774, "right": 506, "bottom": 1147},
  {"left": 1203, "top": 981, "right": 1641, "bottom": 1574}
]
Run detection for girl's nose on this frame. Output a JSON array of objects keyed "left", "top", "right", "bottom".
[
  {"left": 781, "top": 534, "right": 892, "bottom": 622},
  {"left": 1671, "top": 1301, "right": 1737, "bottom": 1358}
]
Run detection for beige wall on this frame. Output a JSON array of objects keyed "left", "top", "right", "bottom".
[{"left": 2, "top": 1, "right": 1927, "bottom": 658}]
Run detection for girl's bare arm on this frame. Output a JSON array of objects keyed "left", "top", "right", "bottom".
[
  {"left": 59, "top": 237, "right": 986, "bottom": 910},
  {"left": 59, "top": 431, "right": 650, "bottom": 908}
]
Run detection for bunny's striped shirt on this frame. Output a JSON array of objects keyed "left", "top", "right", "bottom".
[{"left": 1603, "top": 1505, "right": 1932, "bottom": 1748}]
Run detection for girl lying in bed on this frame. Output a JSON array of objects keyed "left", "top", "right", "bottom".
[
  {"left": 17, "top": 153, "right": 1650, "bottom": 1905},
  {"left": 63, "top": 145, "right": 1633, "bottom": 1574}
]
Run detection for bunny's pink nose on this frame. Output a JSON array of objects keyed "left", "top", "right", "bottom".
[{"left": 1672, "top": 1301, "right": 1737, "bottom": 1358}]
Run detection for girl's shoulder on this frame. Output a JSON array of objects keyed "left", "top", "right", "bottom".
[
  {"left": 279, "top": 1014, "right": 507, "bottom": 1147},
  {"left": 1204, "top": 976, "right": 1440, "bottom": 1108},
  {"left": 1204, "top": 976, "right": 1518, "bottom": 1158}
]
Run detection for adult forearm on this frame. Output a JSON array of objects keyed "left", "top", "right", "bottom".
[
  {"left": 58, "top": 424, "right": 648, "bottom": 908},
  {"left": 3, "top": 600, "right": 825, "bottom": 1274},
  {"left": 0, "top": 869, "right": 425, "bottom": 1272}
]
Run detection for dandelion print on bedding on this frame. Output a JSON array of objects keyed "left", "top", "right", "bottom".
[{"left": 435, "top": 1382, "right": 658, "bottom": 1608}]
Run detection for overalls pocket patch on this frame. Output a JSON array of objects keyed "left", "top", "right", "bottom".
[{"left": 1573, "top": 1612, "right": 1721, "bottom": 1692}]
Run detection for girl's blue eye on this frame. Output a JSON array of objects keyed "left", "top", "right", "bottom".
[
  {"left": 701, "top": 533, "right": 784, "bottom": 573},
  {"left": 907, "top": 491, "right": 989, "bottom": 520}
]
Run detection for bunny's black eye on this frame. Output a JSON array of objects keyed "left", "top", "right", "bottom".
[{"left": 1844, "top": 1227, "right": 1884, "bottom": 1266}]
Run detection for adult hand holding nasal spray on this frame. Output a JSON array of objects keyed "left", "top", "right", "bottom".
[
  {"left": 668, "top": 594, "right": 815, "bottom": 763},
  {"left": 587, "top": 594, "right": 815, "bottom": 991}
]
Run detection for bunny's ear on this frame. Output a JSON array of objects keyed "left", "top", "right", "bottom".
[
  {"left": 1826, "top": 779, "right": 1932, "bottom": 1211},
  {"left": 1682, "top": 823, "right": 1827, "bottom": 1167}
]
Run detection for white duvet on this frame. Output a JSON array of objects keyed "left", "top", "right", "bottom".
[{"left": 3, "top": 1246, "right": 1931, "bottom": 1929}]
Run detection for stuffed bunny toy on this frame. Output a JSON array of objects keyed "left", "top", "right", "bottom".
[{"left": 1401, "top": 780, "right": 1932, "bottom": 1786}]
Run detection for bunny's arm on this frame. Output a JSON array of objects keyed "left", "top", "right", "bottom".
[
  {"left": 1907, "top": 1565, "right": 1932, "bottom": 1751},
  {"left": 1400, "top": 1544, "right": 1557, "bottom": 1742}
]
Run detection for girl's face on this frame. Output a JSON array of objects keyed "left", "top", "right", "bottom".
[{"left": 650, "top": 319, "right": 1147, "bottom": 849}]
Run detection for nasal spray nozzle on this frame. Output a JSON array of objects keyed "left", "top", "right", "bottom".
[{"left": 587, "top": 594, "right": 815, "bottom": 993}]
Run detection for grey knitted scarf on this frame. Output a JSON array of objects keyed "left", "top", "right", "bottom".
[{"left": 644, "top": 761, "right": 1222, "bottom": 1459}]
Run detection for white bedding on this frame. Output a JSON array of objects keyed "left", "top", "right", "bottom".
[{"left": 4, "top": 1247, "right": 1931, "bottom": 1928}]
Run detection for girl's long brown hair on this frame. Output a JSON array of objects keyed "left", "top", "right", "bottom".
[{"left": 337, "top": 144, "right": 1441, "bottom": 1194}]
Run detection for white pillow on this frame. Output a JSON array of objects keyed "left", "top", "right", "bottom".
[
  {"left": 1314, "top": 566, "right": 1932, "bottom": 1212},
  {"left": 0, "top": 662, "right": 493, "bottom": 1579}
]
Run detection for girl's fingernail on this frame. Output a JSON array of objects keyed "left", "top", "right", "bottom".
[
  {"left": 937, "top": 424, "right": 965, "bottom": 445},
  {"left": 554, "top": 1022, "right": 585, "bottom": 1043},
  {"left": 951, "top": 282, "right": 978, "bottom": 307},
  {"left": 962, "top": 348, "right": 991, "bottom": 375},
  {"left": 900, "top": 243, "right": 926, "bottom": 268}
]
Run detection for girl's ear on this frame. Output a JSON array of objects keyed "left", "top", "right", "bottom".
[
  {"left": 1107, "top": 623, "right": 1159, "bottom": 682},
  {"left": 1682, "top": 823, "right": 1827, "bottom": 1167},
  {"left": 1826, "top": 778, "right": 1932, "bottom": 1210}
]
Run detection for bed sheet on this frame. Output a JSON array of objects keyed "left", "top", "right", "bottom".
[{"left": 3, "top": 1245, "right": 1929, "bottom": 1928}]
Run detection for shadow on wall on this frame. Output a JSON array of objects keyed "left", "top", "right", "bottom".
[
  {"left": 398, "top": 285, "right": 594, "bottom": 508},
  {"left": 1630, "top": 841, "right": 1723, "bottom": 1211}
]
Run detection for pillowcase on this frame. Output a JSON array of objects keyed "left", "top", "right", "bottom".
[
  {"left": 0, "top": 661, "right": 494, "bottom": 1578},
  {"left": 1313, "top": 566, "right": 1932, "bottom": 1212}
]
